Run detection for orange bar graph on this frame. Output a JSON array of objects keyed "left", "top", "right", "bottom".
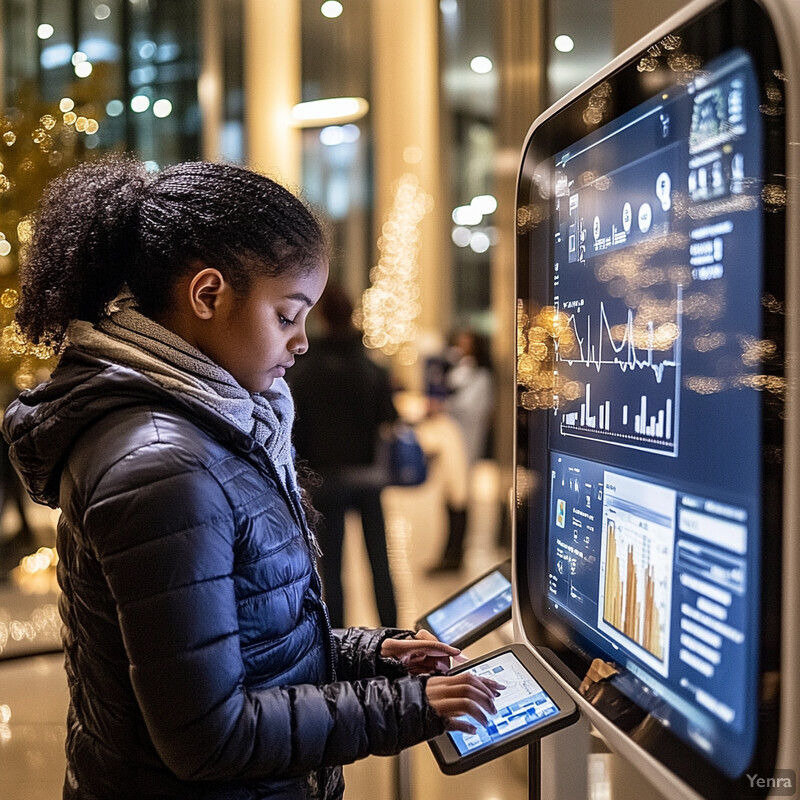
[{"left": 603, "top": 520, "right": 664, "bottom": 660}]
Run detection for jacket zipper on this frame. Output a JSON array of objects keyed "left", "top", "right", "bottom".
[{"left": 267, "top": 459, "right": 338, "bottom": 683}]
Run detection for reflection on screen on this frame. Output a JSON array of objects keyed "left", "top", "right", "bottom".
[
  {"left": 537, "top": 48, "right": 763, "bottom": 777},
  {"left": 427, "top": 570, "right": 512, "bottom": 644},
  {"left": 449, "top": 652, "right": 559, "bottom": 755}
]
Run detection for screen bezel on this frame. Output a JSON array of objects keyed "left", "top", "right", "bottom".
[
  {"left": 427, "top": 643, "right": 580, "bottom": 775},
  {"left": 514, "top": 1, "right": 785, "bottom": 798},
  {"left": 414, "top": 559, "right": 513, "bottom": 649}
]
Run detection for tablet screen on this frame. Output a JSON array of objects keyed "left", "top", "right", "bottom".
[
  {"left": 426, "top": 569, "right": 512, "bottom": 645},
  {"left": 448, "top": 650, "right": 561, "bottom": 755}
]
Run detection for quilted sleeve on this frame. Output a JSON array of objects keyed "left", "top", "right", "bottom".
[
  {"left": 333, "top": 626, "right": 418, "bottom": 680},
  {"left": 81, "top": 437, "right": 444, "bottom": 782}
]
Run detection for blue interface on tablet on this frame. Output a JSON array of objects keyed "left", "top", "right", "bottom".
[
  {"left": 449, "top": 651, "right": 560, "bottom": 755},
  {"left": 427, "top": 570, "right": 512, "bottom": 644}
]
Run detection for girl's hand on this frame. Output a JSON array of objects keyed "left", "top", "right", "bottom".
[
  {"left": 425, "top": 673, "right": 505, "bottom": 734},
  {"left": 381, "top": 629, "right": 460, "bottom": 674}
]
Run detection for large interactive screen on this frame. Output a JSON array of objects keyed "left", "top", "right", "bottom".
[{"left": 515, "top": 1, "right": 786, "bottom": 797}]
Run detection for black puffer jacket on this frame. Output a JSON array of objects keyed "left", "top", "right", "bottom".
[
  {"left": 289, "top": 333, "right": 397, "bottom": 472},
  {"left": 3, "top": 346, "right": 446, "bottom": 800}
]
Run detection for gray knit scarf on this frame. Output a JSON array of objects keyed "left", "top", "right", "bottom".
[{"left": 66, "top": 306, "right": 297, "bottom": 495}]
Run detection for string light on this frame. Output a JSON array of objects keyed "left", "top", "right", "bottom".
[
  {"left": 517, "top": 300, "right": 582, "bottom": 411},
  {"left": 0, "top": 598, "right": 60, "bottom": 656},
  {"left": 361, "top": 173, "right": 433, "bottom": 362},
  {"left": 0, "top": 93, "right": 100, "bottom": 390}
]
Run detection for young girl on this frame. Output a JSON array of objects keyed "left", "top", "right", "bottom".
[{"left": 2, "top": 156, "right": 500, "bottom": 800}]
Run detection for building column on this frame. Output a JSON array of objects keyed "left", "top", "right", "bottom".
[
  {"left": 370, "top": 0, "right": 446, "bottom": 382},
  {"left": 492, "top": 0, "right": 547, "bottom": 484},
  {"left": 243, "top": 0, "right": 302, "bottom": 189},
  {"left": 199, "top": 0, "right": 223, "bottom": 161},
  {"left": 611, "top": 0, "right": 686, "bottom": 56}
]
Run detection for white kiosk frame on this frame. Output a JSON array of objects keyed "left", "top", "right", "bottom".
[{"left": 512, "top": 1, "right": 800, "bottom": 798}]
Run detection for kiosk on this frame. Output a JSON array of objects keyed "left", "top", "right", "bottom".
[{"left": 513, "top": 0, "right": 799, "bottom": 797}]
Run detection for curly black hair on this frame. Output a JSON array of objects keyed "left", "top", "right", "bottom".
[{"left": 16, "top": 154, "right": 327, "bottom": 348}]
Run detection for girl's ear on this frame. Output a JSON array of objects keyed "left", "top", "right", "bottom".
[{"left": 187, "top": 267, "right": 227, "bottom": 320}]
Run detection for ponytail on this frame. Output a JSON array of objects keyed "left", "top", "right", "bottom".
[
  {"left": 17, "top": 154, "right": 149, "bottom": 348},
  {"left": 16, "top": 155, "right": 325, "bottom": 350}
]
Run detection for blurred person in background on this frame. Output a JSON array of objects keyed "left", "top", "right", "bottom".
[
  {"left": 0, "top": 432, "right": 35, "bottom": 575},
  {"left": 289, "top": 283, "right": 399, "bottom": 628},
  {"left": 445, "top": 328, "right": 495, "bottom": 465},
  {"left": 2, "top": 156, "right": 501, "bottom": 800},
  {"left": 0, "top": 384, "right": 37, "bottom": 575},
  {"left": 423, "top": 328, "right": 495, "bottom": 574}
]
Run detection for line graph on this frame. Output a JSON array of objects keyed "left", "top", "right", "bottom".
[
  {"left": 555, "top": 286, "right": 682, "bottom": 456},
  {"left": 558, "top": 298, "right": 680, "bottom": 382}
]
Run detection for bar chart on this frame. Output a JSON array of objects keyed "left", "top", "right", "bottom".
[
  {"left": 602, "top": 520, "right": 665, "bottom": 660},
  {"left": 595, "top": 470, "right": 676, "bottom": 676}
]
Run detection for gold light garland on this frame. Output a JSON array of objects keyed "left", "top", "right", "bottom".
[
  {"left": 0, "top": 95, "right": 100, "bottom": 388},
  {"left": 516, "top": 299, "right": 582, "bottom": 412},
  {"left": 360, "top": 173, "right": 433, "bottom": 364}
]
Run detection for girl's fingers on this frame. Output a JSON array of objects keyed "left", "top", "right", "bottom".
[
  {"left": 446, "top": 717, "right": 478, "bottom": 735},
  {"left": 412, "top": 629, "right": 461, "bottom": 653},
  {"left": 428, "top": 695, "right": 492, "bottom": 728},
  {"left": 396, "top": 642, "right": 461, "bottom": 658},
  {"left": 426, "top": 673, "right": 501, "bottom": 726},
  {"left": 381, "top": 633, "right": 461, "bottom": 671},
  {"left": 480, "top": 677, "right": 506, "bottom": 693}
]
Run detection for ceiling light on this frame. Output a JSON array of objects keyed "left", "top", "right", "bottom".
[
  {"left": 130, "top": 95, "right": 150, "bottom": 113},
  {"left": 469, "top": 231, "right": 491, "bottom": 253},
  {"left": 321, "top": 1, "right": 343, "bottom": 18},
  {"left": 106, "top": 99, "right": 124, "bottom": 117},
  {"left": 471, "top": 194, "right": 497, "bottom": 215},
  {"left": 470, "top": 56, "right": 493, "bottom": 74},
  {"left": 554, "top": 34, "right": 575, "bottom": 53},
  {"left": 452, "top": 205, "right": 482, "bottom": 226},
  {"left": 451, "top": 226, "right": 471, "bottom": 247},
  {"left": 291, "top": 97, "right": 368, "bottom": 127},
  {"left": 153, "top": 99, "right": 173, "bottom": 118},
  {"left": 37, "top": 23, "right": 54, "bottom": 39},
  {"left": 320, "top": 124, "right": 361, "bottom": 146}
]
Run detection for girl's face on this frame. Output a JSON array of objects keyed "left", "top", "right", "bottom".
[{"left": 207, "top": 261, "right": 329, "bottom": 393}]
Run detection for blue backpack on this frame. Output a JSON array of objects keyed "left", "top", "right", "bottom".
[{"left": 386, "top": 424, "right": 428, "bottom": 486}]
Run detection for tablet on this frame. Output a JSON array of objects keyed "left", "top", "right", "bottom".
[
  {"left": 415, "top": 559, "right": 512, "bottom": 649},
  {"left": 428, "top": 643, "right": 580, "bottom": 774}
]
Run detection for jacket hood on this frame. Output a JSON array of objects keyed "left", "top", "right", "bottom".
[{"left": 2, "top": 346, "right": 257, "bottom": 508}]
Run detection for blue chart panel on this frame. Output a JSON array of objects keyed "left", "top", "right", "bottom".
[{"left": 555, "top": 286, "right": 681, "bottom": 456}]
